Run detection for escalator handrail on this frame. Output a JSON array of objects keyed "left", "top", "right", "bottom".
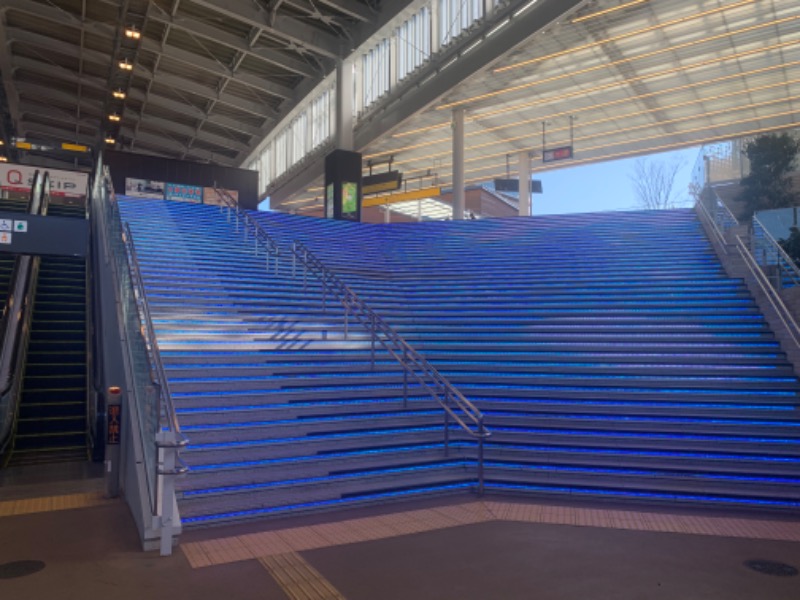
[{"left": 0, "top": 170, "right": 50, "bottom": 455}]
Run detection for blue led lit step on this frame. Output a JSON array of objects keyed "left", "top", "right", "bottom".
[
  {"left": 487, "top": 424, "right": 800, "bottom": 454},
  {"left": 175, "top": 405, "right": 436, "bottom": 432},
  {"left": 177, "top": 460, "right": 473, "bottom": 523},
  {"left": 483, "top": 441, "right": 800, "bottom": 476},
  {"left": 164, "top": 369, "right": 799, "bottom": 393},
  {"left": 481, "top": 481, "right": 800, "bottom": 512},
  {"left": 181, "top": 443, "right": 462, "bottom": 491},
  {"left": 482, "top": 460, "right": 800, "bottom": 500},
  {"left": 160, "top": 349, "right": 790, "bottom": 367},
  {"left": 480, "top": 409, "right": 800, "bottom": 436}
]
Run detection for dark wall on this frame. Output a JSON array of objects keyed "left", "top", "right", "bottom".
[{"left": 104, "top": 150, "right": 259, "bottom": 209}]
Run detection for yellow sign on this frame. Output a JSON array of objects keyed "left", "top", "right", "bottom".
[
  {"left": 362, "top": 186, "right": 442, "bottom": 207},
  {"left": 15, "top": 141, "right": 32, "bottom": 150},
  {"left": 363, "top": 180, "right": 402, "bottom": 195},
  {"left": 61, "top": 143, "right": 89, "bottom": 153}
]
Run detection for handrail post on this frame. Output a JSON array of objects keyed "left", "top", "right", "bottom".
[
  {"left": 303, "top": 249, "right": 307, "bottom": 289},
  {"left": 443, "top": 391, "right": 450, "bottom": 457},
  {"left": 343, "top": 300, "right": 349, "bottom": 339},
  {"left": 370, "top": 313, "right": 376, "bottom": 369},
  {"left": 292, "top": 242, "right": 296, "bottom": 278},
  {"left": 402, "top": 347, "right": 408, "bottom": 409},
  {"left": 477, "top": 419, "right": 485, "bottom": 496}
]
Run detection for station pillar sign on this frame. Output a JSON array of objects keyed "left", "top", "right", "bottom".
[{"left": 324, "top": 149, "right": 362, "bottom": 221}]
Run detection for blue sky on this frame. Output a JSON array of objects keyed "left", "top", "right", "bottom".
[
  {"left": 260, "top": 146, "right": 701, "bottom": 214},
  {"left": 532, "top": 146, "right": 700, "bottom": 215}
]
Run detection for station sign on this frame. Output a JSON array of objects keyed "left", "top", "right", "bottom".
[{"left": 542, "top": 146, "right": 574, "bottom": 163}]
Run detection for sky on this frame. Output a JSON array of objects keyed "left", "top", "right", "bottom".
[
  {"left": 531, "top": 146, "right": 700, "bottom": 215},
  {"left": 260, "top": 145, "right": 702, "bottom": 215}
]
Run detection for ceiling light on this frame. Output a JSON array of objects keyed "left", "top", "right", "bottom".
[
  {"left": 0, "top": 156, "right": 7, "bottom": 162},
  {"left": 108, "top": 114, "right": 121, "bottom": 122},
  {"left": 112, "top": 89, "right": 126, "bottom": 99},
  {"left": 125, "top": 27, "right": 141, "bottom": 40},
  {"left": 105, "top": 137, "right": 116, "bottom": 144},
  {"left": 118, "top": 59, "right": 133, "bottom": 71}
]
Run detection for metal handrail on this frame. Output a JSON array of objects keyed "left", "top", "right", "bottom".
[
  {"left": 695, "top": 194, "right": 729, "bottom": 255},
  {"left": 214, "top": 187, "right": 281, "bottom": 271},
  {"left": 735, "top": 234, "right": 800, "bottom": 350},
  {"left": 290, "top": 240, "right": 490, "bottom": 493},
  {"left": 752, "top": 214, "right": 800, "bottom": 288},
  {"left": 217, "top": 200, "right": 490, "bottom": 491},
  {"left": 121, "top": 222, "right": 186, "bottom": 447}
]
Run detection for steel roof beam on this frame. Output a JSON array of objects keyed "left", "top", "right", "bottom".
[
  {"left": 147, "top": 4, "right": 319, "bottom": 79},
  {"left": 124, "top": 88, "right": 265, "bottom": 138},
  {"left": 6, "top": 27, "right": 112, "bottom": 70},
  {"left": 0, "top": 10, "right": 21, "bottom": 152},
  {"left": 190, "top": 0, "right": 342, "bottom": 59},
  {"left": 21, "top": 106, "right": 100, "bottom": 129},
  {"left": 139, "top": 37, "right": 294, "bottom": 101},
  {"left": 121, "top": 127, "right": 235, "bottom": 163},
  {"left": 21, "top": 122, "right": 97, "bottom": 145},
  {"left": 0, "top": 0, "right": 115, "bottom": 38},
  {"left": 134, "top": 114, "right": 250, "bottom": 153},
  {"left": 135, "top": 66, "right": 278, "bottom": 120},
  {"left": 16, "top": 82, "right": 105, "bottom": 113},
  {"left": 316, "top": 0, "right": 374, "bottom": 23}
]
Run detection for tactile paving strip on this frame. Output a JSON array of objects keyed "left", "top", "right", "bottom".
[{"left": 181, "top": 500, "right": 800, "bottom": 570}]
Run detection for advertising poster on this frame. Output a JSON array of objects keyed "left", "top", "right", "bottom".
[
  {"left": 203, "top": 187, "right": 238, "bottom": 206},
  {"left": 165, "top": 182, "right": 202, "bottom": 203},
  {"left": 0, "top": 164, "right": 89, "bottom": 200},
  {"left": 342, "top": 182, "right": 358, "bottom": 215},
  {"left": 125, "top": 178, "right": 165, "bottom": 199}
]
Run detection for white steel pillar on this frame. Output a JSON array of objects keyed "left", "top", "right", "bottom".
[
  {"left": 431, "top": 4, "right": 440, "bottom": 55},
  {"left": 518, "top": 150, "right": 531, "bottom": 217},
  {"left": 336, "top": 59, "right": 354, "bottom": 150},
  {"left": 452, "top": 108, "right": 465, "bottom": 220}
]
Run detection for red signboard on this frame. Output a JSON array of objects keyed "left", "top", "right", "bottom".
[{"left": 542, "top": 146, "right": 574, "bottom": 163}]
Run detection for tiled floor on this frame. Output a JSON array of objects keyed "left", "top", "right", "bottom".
[
  {"left": 3, "top": 471, "right": 800, "bottom": 600},
  {"left": 180, "top": 500, "right": 800, "bottom": 570}
]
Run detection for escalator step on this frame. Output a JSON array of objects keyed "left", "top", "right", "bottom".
[
  {"left": 18, "top": 401, "right": 85, "bottom": 419},
  {"left": 16, "top": 416, "right": 85, "bottom": 435}
]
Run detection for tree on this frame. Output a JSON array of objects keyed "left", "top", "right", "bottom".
[
  {"left": 629, "top": 157, "right": 685, "bottom": 210},
  {"left": 779, "top": 226, "right": 800, "bottom": 266},
  {"left": 738, "top": 133, "right": 800, "bottom": 218}
]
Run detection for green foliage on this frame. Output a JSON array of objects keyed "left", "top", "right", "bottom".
[
  {"left": 738, "top": 133, "right": 800, "bottom": 218},
  {"left": 779, "top": 226, "right": 800, "bottom": 266}
]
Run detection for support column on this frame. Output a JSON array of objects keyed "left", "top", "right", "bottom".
[
  {"left": 518, "top": 150, "right": 531, "bottom": 217},
  {"left": 336, "top": 59, "right": 354, "bottom": 151},
  {"left": 452, "top": 108, "right": 465, "bottom": 220}
]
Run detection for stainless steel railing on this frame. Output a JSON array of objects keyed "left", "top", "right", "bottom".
[
  {"left": 751, "top": 215, "right": 800, "bottom": 289},
  {"left": 99, "top": 168, "right": 187, "bottom": 555},
  {"left": 696, "top": 187, "right": 800, "bottom": 354},
  {"left": 290, "top": 240, "right": 490, "bottom": 493},
  {"left": 217, "top": 197, "right": 491, "bottom": 492}
]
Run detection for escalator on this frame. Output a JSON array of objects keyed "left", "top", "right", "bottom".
[
  {"left": 2, "top": 197, "right": 90, "bottom": 465},
  {"left": 10, "top": 255, "right": 87, "bottom": 464}
]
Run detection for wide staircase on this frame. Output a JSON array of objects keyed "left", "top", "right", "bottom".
[{"left": 118, "top": 200, "right": 800, "bottom": 526}]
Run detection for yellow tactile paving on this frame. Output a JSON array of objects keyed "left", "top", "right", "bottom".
[
  {"left": 181, "top": 500, "right": 800, "bottom": 570},
  {"left": 259, "top": 552, "right": 346, "bottom": 600},
  {"left": 0, "top": 491, "right": 112, "bottom": 517}
]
